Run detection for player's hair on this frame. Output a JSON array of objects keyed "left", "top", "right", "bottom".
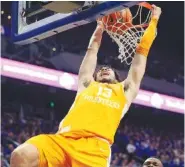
[
  {"left": 93, "top": 65, "right": 121, "bottom": 82},
  {"left": 143, "top": 157, "right": 163, "bottom": 167},
  {"left": 146, "top": 157, "right": 161, "bottom": 160}
]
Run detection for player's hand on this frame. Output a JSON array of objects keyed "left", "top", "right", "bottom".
[
  {"left": 151, "top": 4, "right": 162, "bottom": 20},
  {"left": 97, "top": 18, "right": 105, "bottom": 31}
]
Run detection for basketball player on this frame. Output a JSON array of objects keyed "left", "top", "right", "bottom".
[
  {"left": 10, "top": 5, "right": 161, "bottom": 167},
  {"left": 143, "top": 157, "right": 163, "bottom": 167}
]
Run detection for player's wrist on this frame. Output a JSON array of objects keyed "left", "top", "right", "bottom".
[
  {"left": 151, "top": 16, "right": 159, "bottom": 22},
  {"left": 136, "top": 46, "right": 149, "bottom": 57},
  {"left": 92, "top": 26, "right": 104, "bottom": 41},
  {"left": 96, "top": 24, "right": 104, "bottom": 33},
  {"left": 136, "top": 17, "right": 158, "bottom": 57}
]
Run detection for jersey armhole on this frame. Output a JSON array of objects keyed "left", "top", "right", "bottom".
[
  {"left": 119, "top": 82, "right": 128, "bottom": 105},
  {"left": 77, "top": 80, "right": 96, "bottom": 96}
]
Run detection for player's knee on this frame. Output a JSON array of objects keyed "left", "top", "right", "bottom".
[
  {"left": 10, "top": 143, "right": 39, "bottom": 167},
  {"left": 10, "top": 149, "right": 22, "bottom": 166}
]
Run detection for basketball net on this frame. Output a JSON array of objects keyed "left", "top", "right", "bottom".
[{"left": 102, "top": 2, "right": 152, "bottom": 65}]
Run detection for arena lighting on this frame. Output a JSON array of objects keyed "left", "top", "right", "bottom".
[
  {"left": 7, "top": 15, "right": 11, "bottom": 19},
  {"left": 50, "top": 101, "right": 55, "bottom": 108},
  {"left": 1, "top": 10, "right": 4, "bottom": 14},
  {"left": 52, "top": 47, "right": 56, "bottom": 51},
  {"left": 1, "top": 58, "right": 184, "bottom": 114}
]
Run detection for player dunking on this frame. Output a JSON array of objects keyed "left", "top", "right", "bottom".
[{"left": 10, "top": 5, "right": 161, "bottom": 167}]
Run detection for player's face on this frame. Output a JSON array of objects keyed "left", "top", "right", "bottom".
[
  {"left": 96, "top": 67, "right": 116, "bottom": 83},
  {"left": 143, "top": 158, "right": 163, "bottom": 167}
]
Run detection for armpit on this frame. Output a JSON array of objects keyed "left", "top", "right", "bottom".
[
  {"left": 83, "top": 79, "right": 92, "bottom": 88},
  {"left": 123, "top": 81, "right": 130, "bottom": 92}
]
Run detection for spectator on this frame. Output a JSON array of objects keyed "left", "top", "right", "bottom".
[
  {"left": 1, "top": 103, "right": 184, "bottom": 167},
  {"left": 126, "top": 140, "right": 136, "bottom": 154}
]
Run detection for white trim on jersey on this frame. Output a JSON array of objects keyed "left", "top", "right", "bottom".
[
  {"left": 107, "top": 146, "right": 112, "bottom": 167},
  {"left": 121, "top": 104, "right": 129, "bottom": 119}
]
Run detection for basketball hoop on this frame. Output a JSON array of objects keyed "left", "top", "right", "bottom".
[{"left": 101, "top": 2, "right": 153, "bottom": 65}]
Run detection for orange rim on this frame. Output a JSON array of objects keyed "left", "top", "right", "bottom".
[
  {"left": 138, "top": 2, "right": 152, "bottom": 10},
  {"left": 103, "top": 2, "right": 152, "bottom": 32}
]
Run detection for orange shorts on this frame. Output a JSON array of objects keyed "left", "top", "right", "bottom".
[{"left": 26, "top": 134, "right": 111, "bottom": 167}]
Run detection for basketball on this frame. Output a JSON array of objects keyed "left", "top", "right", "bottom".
[{"left": 101, "top": 9, "right": 133, "bottom": 34}]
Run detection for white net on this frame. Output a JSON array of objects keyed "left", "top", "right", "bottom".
[{"left": 102, "top": 3, "right": 152, "bottom": 65}]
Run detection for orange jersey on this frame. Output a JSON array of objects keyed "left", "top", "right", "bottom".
[{"left": 58, "top": 81, "right": 128, "bottom": 144}]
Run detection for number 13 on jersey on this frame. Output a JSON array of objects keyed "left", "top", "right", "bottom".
[{"left": 97, "top": 87, "right": 112, "bottom": 98}]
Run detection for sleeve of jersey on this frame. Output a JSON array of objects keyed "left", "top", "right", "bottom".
[{"left": 136, "top": 18, "right": 158, "bottom": 57}]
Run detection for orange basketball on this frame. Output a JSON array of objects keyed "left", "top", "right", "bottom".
[{"left": 101, "top": 9, "right": 133, "bottom": 34}]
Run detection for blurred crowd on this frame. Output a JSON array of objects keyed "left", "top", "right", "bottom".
[
  {"left": 1, "top": 110, "right": 59, "bottom": 167},
  {"left": 1, "top": 103, "right": 184, "bottom": 167},
  {"left": 111, "top": 123, "right": 184, "bottom": 167}
]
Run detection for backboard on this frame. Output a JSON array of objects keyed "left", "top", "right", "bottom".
[{"left": 12, "top": 1, "right": 140, "bottom": 45}]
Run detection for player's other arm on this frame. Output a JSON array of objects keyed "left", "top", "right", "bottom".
[
  {"left": 78, "top": 23, "right": 104, "bottom": 92},
  {"left": 123, "top": 5, "right": 162, "bottom": 105}
]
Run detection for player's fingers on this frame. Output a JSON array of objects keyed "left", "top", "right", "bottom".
[
  {"left": 97, "top": 20, "right": 103, "bottom": 26},
  {"left": 97, "top": 17, "right": 101, "bottom": 22},
  {"left": 152, "top": 4, "right": 161, "bottom": 11},
  {"left": 97, "top": 18, "right": 102, "bottom": 24},
  {"left": 151, "top": 4, "right": 156, "bottom": 8}
]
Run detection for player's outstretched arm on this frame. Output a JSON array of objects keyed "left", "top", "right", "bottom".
[
  {"left": 78, "top": 22, "right": 104, "bottom": 92},
  {"left": 124, "top": 5, "right": 162, "bottom": 105}
]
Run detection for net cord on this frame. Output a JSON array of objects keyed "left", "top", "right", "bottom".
[{"left": 103, "top": 5, "right": 152, "bottom": 65}]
